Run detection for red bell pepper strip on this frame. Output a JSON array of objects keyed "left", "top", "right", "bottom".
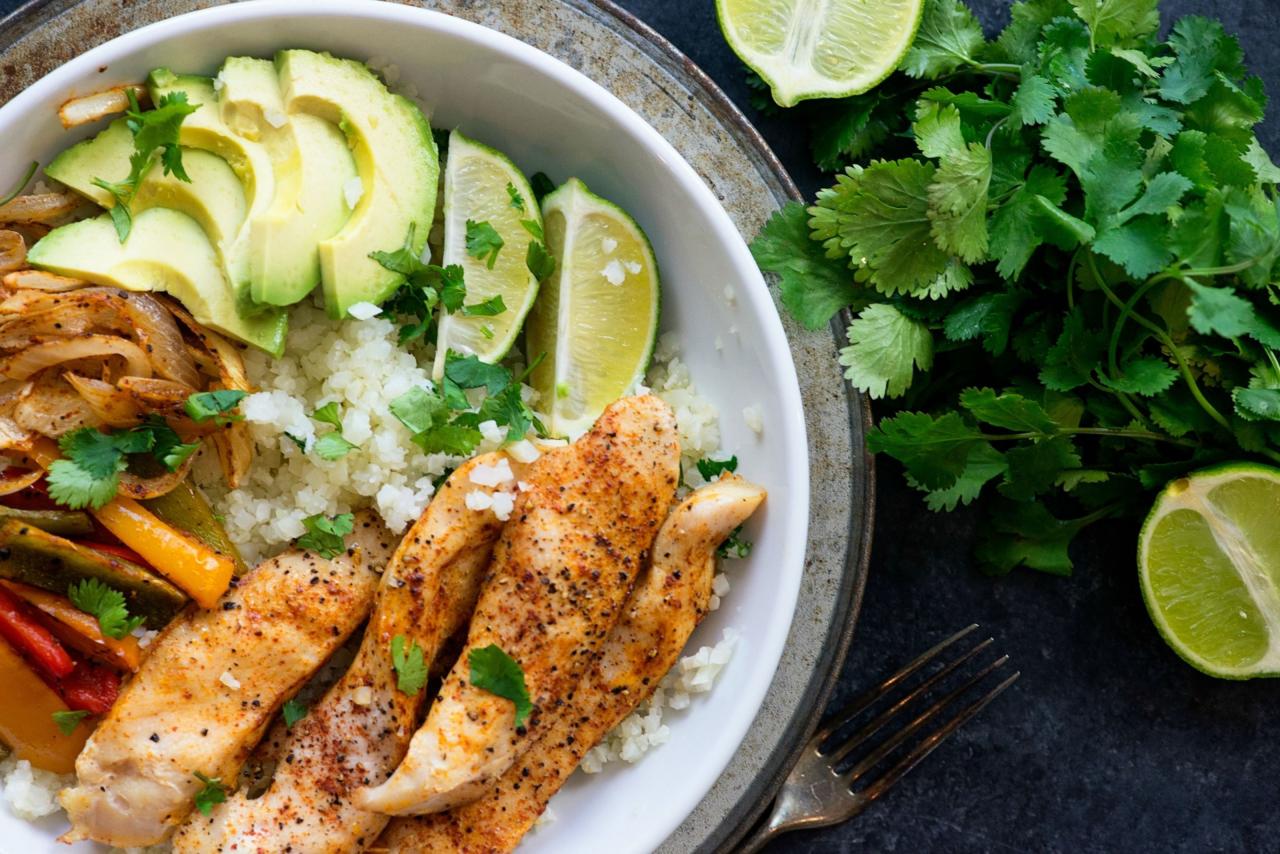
[
  {"left": 55, "top": 659, "right": 120, "bottom": 714},
  {"left": 0, "top": 584, "right": 74, "bottom": 679}
]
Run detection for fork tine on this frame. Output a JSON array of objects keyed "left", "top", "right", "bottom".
[
  {"left": 822, "top": 637, "right": 994, "bottom": 767},
  {"left": 858, "top": 670, "right": 1021, "bottom": 805},
  {"left": 837, "top": 654, "right": 1010, "bottom": 784},
  {"left": 813, "top": 624, "right": 980, "bottom": 743}
]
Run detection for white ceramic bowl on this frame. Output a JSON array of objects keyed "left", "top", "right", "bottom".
[{"left": 0, "top": 3, "right": 809, "bottom": 851}]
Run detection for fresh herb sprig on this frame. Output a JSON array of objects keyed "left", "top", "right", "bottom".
[
  {"left": 92, "top": 91, "right": 198, "bottom": 241},
  {"left": 68, "top": 578, "right": 145, "bottom": 639},
  {"left": 46, "top": 417, "right": 200, "bottom": 510},
  {"left": 469, "top": 643, "right": 532, "bottom": 727},
  {"left": 750, "top": 0, "right": 1280, "bottom": 575},
  {"left": 296, "top": 513, "right": 354, "bottom": 559}
]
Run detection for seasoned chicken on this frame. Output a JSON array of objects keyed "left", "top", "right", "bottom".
[
  {"left": 59, "top": 512, "right": 393, "bottom": 848},
  {"left": 379, "top": 474, "right": 767, "bottom": 852},
  {"left": 172, "top": 454, "right": 523, "bottom": 854},
  {"left": 356, "top": 395, "right": 680, "bottom": 816}
]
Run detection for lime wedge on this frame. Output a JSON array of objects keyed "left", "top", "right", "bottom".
[
  {"left": 432, "top": 130, "right": 543, "bottom": 378},
  {"left": 1139, "top": 463, "right": 1280, "bottom": 678},
  {"left": 524, "top": 178, "right": 660, "bottom": 438},
  {"left": 716, "top": 0, "right": 924, "bottom": 107}
]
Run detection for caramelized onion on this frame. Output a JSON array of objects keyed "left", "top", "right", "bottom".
[
  {"left": 13, "top": 372, "right": 103, "bottom": 437},
  {"left": 119, "top": 292, "right": 200, "bottom": 388},
  {"left": 0, "top": 231, "right": 24, "bottom": 274},
  {"left": 63, "top": 373, "right": 142, "bottom": 429},
  {"left": 0, "top": 193, "right": 78, "bottom": 225},
  {"left": 118, "top": 455, "right": 197, "bottom": 500},
  {"left": 58, "top": 84, "right": 147, "bottom": 129},
  {"left": 0, "top": 335, "right": 152, "bottom": 381},
  {"left": 211, "top": 426, "right": 252, "bottom": 489},
  {"left": 116, "top": 375, "right": 192, "bottom": 416},
  {"left": 0, "top": 466, "right": 41, "bottom": 496},
  {"left": 0, "top": 416, "right": 32, "bottom": 452},
  {"left": 162, "top": 299, "right": 252, "bottom": 391},
  {"left": 1, "top": 270, "right": 87, "bottom": 292}
]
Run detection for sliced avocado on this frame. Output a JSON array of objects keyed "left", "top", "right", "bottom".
[
  {"left": 217, "top": 56, "right": 357, "bottom": 307},
  {"left": 275, "top": 50, "right": 439, "bottom": 318},
  {"left": 147, "top": 68, "right": 274, "bottom": 307},
  {"left": 27, "top": 208, "right": 287, "bottom": 356},
  {"left": 44, "top": 118, "right": 248, "bottom": 277}
]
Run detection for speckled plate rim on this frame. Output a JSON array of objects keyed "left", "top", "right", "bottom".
[{"left": 0, "top": 1, "right": 875, "bottom": 850}]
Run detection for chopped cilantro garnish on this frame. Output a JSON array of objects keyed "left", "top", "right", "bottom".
[
  {"left": 389, "top": 386, "right": 448, "bottom": 435},
  {"left": 411, "top": 423, "right": 483, "bottom": 456},
  {"left": 461, "top": 295, "right": 507, "bottom": 317},
  {"left": 390, "top": 634, "right": 428, "bottom": 696},
  {"left": 68, "top": 578, "right": 145, "bottom": 639},
  {"left": 296, "top": 513, "right": 354, "bottom": 559},
  {"left": 312, "top": 402, "right": 343, "bottom": 429},
  {"left": 469, "top": 643, "right": 532, "bottom": 727},
  {"left": 192, "top": 772, "right": 226, "bottom": 816},
  {"left": 372, "top": 225, "right": 469, "bottom": 343},
  {"left": 465, "top": 219, "right": 504, "bottom": 269},
  {"left": 282, "top": 698, "right": 308, "bottom": 728},
  {"left": 717, "top": 525, "right": 752, "bottom": 560},
  {"left": 51, "top": 709, "right": 89, "bottom": 735},
  {"left": 507, "top": 182, "right": 525, "bottom": 211},
  {"left": 481, "top": 324, "right": 495, "bottom": 340},
  {"left": 47, "top": 419, "right": 197, "bottom": 509},
  {"left": 696, "top": 456, "right": 739, "bottom": 481},
  {"left": 445, "top": 353, "right": 510, "bottom": 396},
  {"left": 520, "top": 218, "right": 544, "bottom": 242},
  {"left": 185, "top": 390, "right": 248, "bottom": 424},
  {"left": 313, "top": 433, "right": 357, "bottom": 460},
  {"left": 91, "top": 91, "right": 198, "bottom": 241},
  {"left": 526, "top": 240, "right": 556, "bottom": 282}
]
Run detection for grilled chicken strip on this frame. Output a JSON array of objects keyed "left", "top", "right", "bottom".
[
  {"left": 357, "top": 394, "right": 680, "bottom": 816},
  {"left": 59, "top": 512, "right": 393, "bottom": 848},
  {"left": 172, "top": 454, "right": 522, "bottom": 854},
  {"left": 380, "top": 474, "right": 767, "bottom": 852}
]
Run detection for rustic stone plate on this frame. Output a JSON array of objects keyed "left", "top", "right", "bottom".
[{"left": 0, "top": 1, "right": 873, "bottom": 850}]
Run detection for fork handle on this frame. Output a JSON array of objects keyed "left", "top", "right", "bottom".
[{"left": 734, "top": 819, "right": 784, "bottom": 854}]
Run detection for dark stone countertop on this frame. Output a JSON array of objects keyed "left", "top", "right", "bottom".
[{"left": 2, "top": 0, "right": 1277, "bottom": 851}]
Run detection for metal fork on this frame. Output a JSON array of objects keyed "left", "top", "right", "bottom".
[{"left": 736, "top": 625, "right": 1018, "bottom": 853}]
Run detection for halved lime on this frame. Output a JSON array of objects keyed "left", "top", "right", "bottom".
[
  {"left": 432, "top": 130, "right": 542, "bottom": 378},
  {"left": 716, "top": 0, "right": 924, "bottom": 107},
  {"left": 524, "top": 178, "right": 660, "bottom": 438},
  {"left": 1139, "top": 463, "right": 1280, "bottom": 678}
]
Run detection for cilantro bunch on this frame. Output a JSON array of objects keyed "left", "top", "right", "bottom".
[{"left": 752, "top": 0, "right": 1280, "bottom": 575}]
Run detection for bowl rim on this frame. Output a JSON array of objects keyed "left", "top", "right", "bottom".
[{"left": 0, "top": 1, "right": 822, "bottom": 851}]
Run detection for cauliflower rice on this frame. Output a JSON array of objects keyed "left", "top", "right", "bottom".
[{"left": 1, "top": 310, "right": 746, "bottom": 837}]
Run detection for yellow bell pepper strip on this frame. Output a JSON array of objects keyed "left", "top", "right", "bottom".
[
  {"left": 0, "top": 580, "right": 141, "bottom": 672},
  {"left": 89, "top": 497, "right": 235, "bottom": 609},
  {"left": 0, "top": 637, "right": 90, "bottom": 774}
]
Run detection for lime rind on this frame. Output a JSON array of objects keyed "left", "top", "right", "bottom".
[
  {"left": 432, "top": 130, "right": 543, "bottom": 378},
  {"left": 526, "top": 178, "right": 660, "bottom": 438},
  {"left": 1139, "top": 462, "right": 1280, "bottom": 679},
  {"left": 715, "top": 0, "right": 924, "bottom": 107}
]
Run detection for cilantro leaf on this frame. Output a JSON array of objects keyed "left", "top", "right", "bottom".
[
  {"left": 314, "top": 433, "right": 357, "bottom": 460},
  {"left": 1010, "top": 72, "right": 1057, "bottom": 126},
  {"left": 526, "top": 240, "right": 556, "bottom": 283},
  {"left": 389, "top": 386, "right": 448, "bottom": 434},
  {"left": 1233, "top": 388, "right": 1280, "bottom": 421},
  {"left": 465, "top": 220, "right": 504, "bottom": 269},
  {"left": 928, "top": 141, "right": 992, "bottom": 262},
  {"left": 717, "top": 525, "right": 753, "bottom": 560},
  {"left": 312, "top": 402, "right": 343, "bottom": 429},
  {"left": 521, "top": 219, "right": 545, "bottom": 242},
  {"left": 411, "top": 423, "right": 483, "bottom": 456},
  {"left": 959, "top": 388, "right": 1058, "bottom": 434},
  {"left": 1098, "top": 357, "right": 1179, "bottom": 395},
  {"left": 1186, "top": 282, "right": 1280, "bottom": 348},
  {"left": 51, "top": 709, "right": 90, "bottom": 735},
  {"left": 868, "top": 411, "right": 987, "bottom": 491},
  {"left": 186, "top": 390, "right": 248, "bottom": 423},
  {"left": 900, "top": 0, "right": 986, "bottom": 79},
  {"left": 296, "top": 513, "right": 354, "bottom": 559},
  {"left": 975, "top": 500, "right": 1091, "bottom": 576},
  {"left": 507, "top": 182, "right": 525, "bottom": 211},
  {"left": 282, "top": 698, "right": 308, "bottom": 728},
  {"left": 696, "top": 456, "right": 738, "bottom": 481},
  {"left": 468, "top": 643, "right": 532, "bottom": 727},
  {"left": 751, "top": 202, "right": 858, "bottom": 330},
  {"left": 943, "top": 292, "right": 1021, "bottom": 355},
  {"left": 1068, "top": 0, "right": 1158, "bottom": 48},
  {"left": 192, "top": 772, "right": 226, "bottom": 816},
  {"left": 809, "top": 161, "right": 953, "bottom": 296},
  {"left": 462, "top": 295, "right": 507, "bottom": 317},
  {"left": 999, "top": 436, "right": 1082, "bottom": 501},
  {"left": 445, "top": 353, "right": 511, "bottom": 395},
  {"left": 839, "top": 304, "right": 933, "bottom": 399},
  {"left": 391, "top": 634, "right": 428, "bottom": 696},
  {"left": 68, "top": 578, "right": 145, "bottom": 639}
]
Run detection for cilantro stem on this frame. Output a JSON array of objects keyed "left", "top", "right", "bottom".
[
  {"left": 1106, "top": 277, "right": 1160, "bottom": 377},
  {"left": 1153, "top": 259, "right": 1262, "bottom": 283},
  {"left": 1087, "top": 378, "right": 1154, "bottom": 432},
  {"left": 979, "top": 427, "right": 1197, "bottom": 448},
  {"left": 1088, "top": 253, "right": 1233, "bottom": 434}
]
